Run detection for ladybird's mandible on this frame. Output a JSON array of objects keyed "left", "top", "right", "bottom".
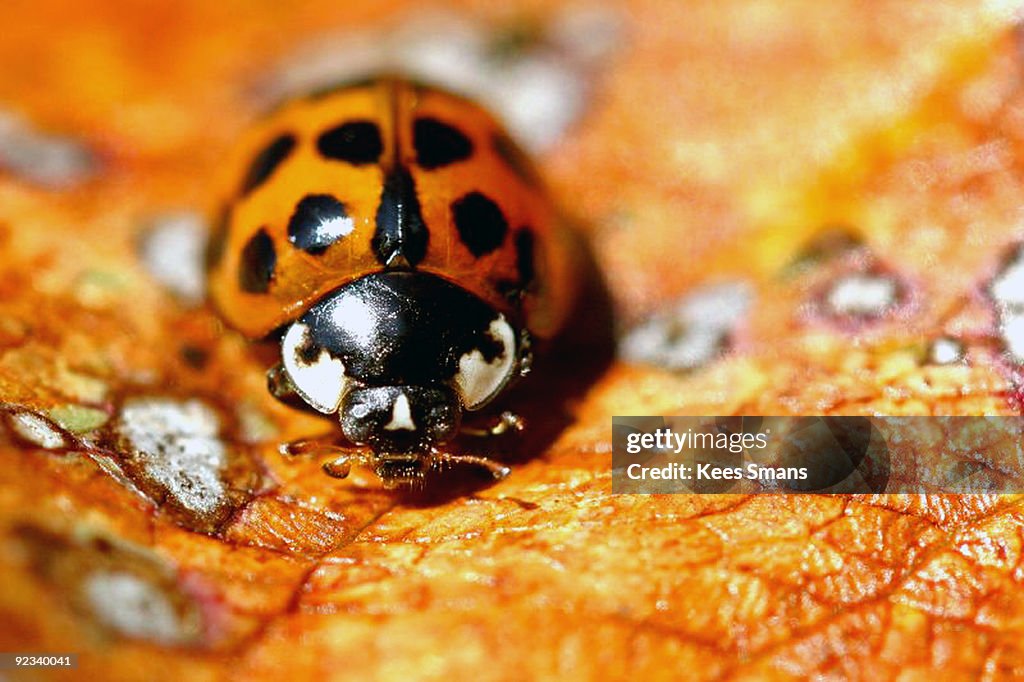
[{"left": 206, "top": 77, "right": 578, "bottom": 485}]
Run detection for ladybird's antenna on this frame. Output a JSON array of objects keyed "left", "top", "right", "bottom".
[
  {"left": 279, "top": 438, "right": 373, "bottom": 479},
  {"left": 279, "top": 438, "right": 342, "bottom": 458},
  {"left": 433, "top": 451, "right": 512, "bottom": 480}
]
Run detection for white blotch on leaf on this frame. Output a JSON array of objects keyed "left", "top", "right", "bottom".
[
  {"left": 0, "top": 110, "right": 96, "bottom": 188},
  {"left": 991, "top": 247, "right": 1024, "bottom": 308},
  {"left": 139, "top": 211, "right": 207, "bottom": 304},
  {"left": 118, "top": 398, "right": 226, "bottom": 514},
  {"left": 1000, "top": 312, "right": 1024, "bottom": 363},
  {"left": 82, "top": 571, "right": 189, "bottom": 645},
  {"left": 929, "top": 337, "right": 964, "bottom": 365},
  {"left": 991, "top": 245, "right": 1024, "bottom": 364},
  {"left": 825, "top": 273, "right": 898, "bottom": 318},
  {"left": 8, "top": 411, "right": 65, "bottom": 449},
  {"left": 620, "top": 282, "right": 752, "bottom": 371}
]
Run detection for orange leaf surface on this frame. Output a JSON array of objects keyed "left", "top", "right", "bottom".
[{"left": 1, "top": 1, "right": 1024, "bottom": 680}]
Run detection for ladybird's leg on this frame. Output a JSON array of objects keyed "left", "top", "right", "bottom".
[
  {"left": 517, "top": 330, "right": 533, "bottom": 378},
  {"left": 322, "top": 455, "right": 352, "bottom": 479},
  {"left": 319, "top": 449, "right": 379, "bottom": 479},
  {"left": 434, "top": 451, "right": 512, "bottom": 480},
  {"left": 461, "top": 411, "right": 525, "bottom": 438}
]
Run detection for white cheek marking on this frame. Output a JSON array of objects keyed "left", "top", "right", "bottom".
[
  {"left": 281, "top": 322, "right": 349, "bottom": 414},
  {"left": 455, "top": 315, "right": 516, "bottom": 409},
  {"left": 383, "top": 392, "right": 416, "bottom": 431}
]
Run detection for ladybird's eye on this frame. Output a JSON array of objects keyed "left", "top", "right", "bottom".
[
  {"left": 281, "top": 321, "right": 350, "bottom": 413},
  {"left": 454, "top": 315, "right": 517, "bottom": 409}
]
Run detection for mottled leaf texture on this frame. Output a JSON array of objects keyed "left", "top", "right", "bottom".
[{"left": 1, "top": 2, "right": 1024, "bottom": 681}]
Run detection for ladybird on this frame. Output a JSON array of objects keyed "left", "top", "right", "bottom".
[{"left": 207, "top": 77, "right": 578, "bottom": 485}]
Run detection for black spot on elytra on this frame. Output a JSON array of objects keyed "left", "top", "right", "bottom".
[
  {"left": 373, "top": 166, "right": 428, "bottom": 267},
  {"left": 413, "top": 117, "right": 474, "bottom": 169},
  {"left": 204, "top": 205, "right": 231, "bottom": 271},
  {"left": 497, "top": 227, "right": 536, "bottom": 301},
  {"left": 515, "top": 229, "right": 536, "bottom": 287},
  {"left": 240, "top": 134, "right": 296, "bottom": 195},
  {"left": 492, "top": 132, "right": 540, "bottom": 187},
  {"left": 317, "top": 121, "right": 383, "bottom": 165},
  {"left": 288, "top": 194, "right": 351, "bottom": 255},
  {"left": 452, "top": 192, "right": 508, "bottom": 257},
  {"left": 238, "top": 228, "right": 276, "bottom": 293}
]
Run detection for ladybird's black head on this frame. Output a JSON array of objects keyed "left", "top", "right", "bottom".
[{"left": 339, "top": 384, "right": 461, "bottom": 456}]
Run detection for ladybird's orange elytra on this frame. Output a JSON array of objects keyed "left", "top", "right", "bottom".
[{"left": 207, "top": 77, "right": 575, "bottom": 342}]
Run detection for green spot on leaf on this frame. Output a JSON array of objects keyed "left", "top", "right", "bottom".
[{"left": 46, "top": 404, "right": 109, "bottom": 434}]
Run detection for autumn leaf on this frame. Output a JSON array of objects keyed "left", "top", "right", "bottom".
[{"left": 1, "top": 1, "right": 1024, "bottom": 681}]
